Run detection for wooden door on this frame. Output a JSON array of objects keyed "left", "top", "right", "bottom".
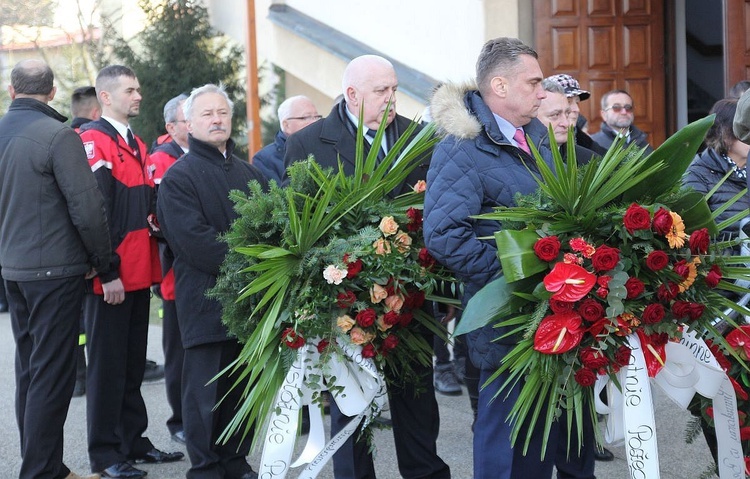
[
  {"left": 725, "top": 0, "right": 750, "bottom": 91},
  {"left": 533, "top": 0, "right": 666, "bottom": 146}
]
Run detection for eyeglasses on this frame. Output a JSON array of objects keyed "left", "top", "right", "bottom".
[
  {"left": 605, "top": 104, "right": 634, "bottom": 113},
  {"left": 287, "top": 115, "right": 323, "bottom": 122}
]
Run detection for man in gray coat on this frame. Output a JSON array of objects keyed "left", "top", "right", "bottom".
[{"left": 0, "top": 59, "right": 112, "bottom": 479}]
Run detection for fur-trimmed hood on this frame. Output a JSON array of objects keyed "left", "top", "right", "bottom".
[{"left": 429, "top": 82, "right": 482, "bottom": 140}]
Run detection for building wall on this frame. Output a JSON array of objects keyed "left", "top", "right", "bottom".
[{"left": 208, "top": 0, "right": 525, "bottom": 118}]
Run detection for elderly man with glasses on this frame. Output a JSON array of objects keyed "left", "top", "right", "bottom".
[
  {"left": 591, "top": 89, "right": 654, "bottom": 154},
  {"left": 251, "top": 95, "right": 321, "bottom": 185}
]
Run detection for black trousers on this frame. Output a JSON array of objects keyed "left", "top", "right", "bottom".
[
  {"left": 8, "top": 276, "right": 85, "bottom": 479},
  {"left": 330, "top": 357, "right": 450, "bottom": 479},
  {"left": 162, "top": 299, "right": 184, "bottom": 434},
  {"left": 183, "top": 340, "right": 254, "bottom": 479},
  {"left": 84, "top": 289, "right": 153, "bottom": 471}
]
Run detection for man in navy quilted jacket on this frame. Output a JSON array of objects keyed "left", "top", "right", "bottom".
[{"left": 423, "top": 38, "right": 567, "bottom": 479}]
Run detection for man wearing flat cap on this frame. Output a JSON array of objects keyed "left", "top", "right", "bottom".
[{"left": 545, "top": 74, "right": 607, "bottom": 156}]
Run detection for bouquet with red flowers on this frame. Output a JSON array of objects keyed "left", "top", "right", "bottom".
[
  {"left": 210, "top": 118, "right": 452, "bottom": 478},
  {"left": 456, "top": 118, "right": 750, "bottom": 478}
]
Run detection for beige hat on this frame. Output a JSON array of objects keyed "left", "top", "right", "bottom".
[{"left": 733, "top": 88, "right": 750, "bottom": 144}]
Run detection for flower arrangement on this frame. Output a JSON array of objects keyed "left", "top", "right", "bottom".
[
  {"left": 209, "top": 116, "right": 452, "bottom": 476},
  {"left": 687, "top": 324, "right": 750, "bottom": 477},
  {"left": 455, "top": 119, "right": 750, "bottom": 469}
]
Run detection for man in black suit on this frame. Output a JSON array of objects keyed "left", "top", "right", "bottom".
[{"left": 284, "top": 55, "right": 450, "bottom": 479}]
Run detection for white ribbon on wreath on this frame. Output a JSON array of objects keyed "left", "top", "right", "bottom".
[
  {"left": 257, "top": 336, "right": 388, "bottom": 479},
  {"left": 595, "top": 329, "right": 744, "bottom": 478}
]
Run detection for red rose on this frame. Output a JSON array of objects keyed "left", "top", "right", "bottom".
[
  {"left": 346, "top": 258, "right": 363, "bottom": 278},
  {"left": 689, "top": 228, "right": 710, "bottom": 255},
  {"left": 596, "top": 287, "right": 608, "bottom": 298},
  {"left": 706, "top": 407, "right": 714, "bottom": 418},
  {"left": 549, "top": 298, "right": 575, "bottom": 314},
  {"left": 406, "top": 208, "right": 423, "bottom": 232},
  {"left": 317, "top": 339, "right": 330, "bottom": 354},
  {"left": 382, "top": 334, "right": 399, "bottom": 351},
  {"left": 625, "top": 277, "right": 645, "bottom": 299},
  {"left": 398, "top": 312, "right": 414, "bottom": 327},
  {"left": 337, "top": 291, "right": 357, "bottom": 308},
  {"left": 641, "top": 303, "right": 665, "bottom": 324},
  {"left": 646, "top": 250, "right": 669, "bottom": 271},
  {"left": 580, "top": 347, "right": 609, "bottom": 369},
  {"left": 578, "top": 298, "right": 605, "bottom": 322},
  {"left": 652, "top": 207, "right": 673, "bottom": 235},
  {"left": 383, "top": 310, "right": 400, "bottom": 326},
  {"left": 355, "top": 308, "right": 377, "bottom": 328},
  {"left": 597, "top": 276, "right": 611, "bottom": 288},
  {"left": 403, "top": 290, "right": 425, "bottom": 309},
  {"left": 614, "top": 345, "right": 632, "bottom": 367},
  {"left": 671, "top": 301, "right": 692, "bottom": 319},
  {"left": 534, "top": 236, "right": 561, "bottom": 262},
  {"left": 281, "top": 327, "right": 305, "bottom": 349},
  {"left": 574, "top": 368, "right": 597, "bottom": 387},
  {"left": 361, "top": 343, "right": 377, "bottom": 358},
  {"left": 673, "top": 260, "right": 690, "bottom": 279},
  {"left": 623, "top": 203, "right": 651, "bottom": 233},
  {"left": 687, "top": 302, "right": 705, "bottom": 321},
  {"left": 418, "top": 248, "right": 437, "bottom": 269},
  {"left": 591, "top": 245, "right": 620, "bottom": 272},
  {"left": 705, "top": 264, "right": 722, "bottom": 288},
  {"left": 657, "top": 282, "right": 679, "bottom": 302}
]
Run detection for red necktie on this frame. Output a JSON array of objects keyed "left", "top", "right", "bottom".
[{"left": 513, "top": 128, "right": 531, "bottom": 155}]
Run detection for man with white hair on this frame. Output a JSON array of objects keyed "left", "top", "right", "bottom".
[
  {"left": 252, "top": 95, "right": 320, "bottom": 184},
  {"left": 284, "top": 55, "right": 449, "bottom": 479},
  {"left": 157, "top": 83, "right": 267, "bottom": 479}
]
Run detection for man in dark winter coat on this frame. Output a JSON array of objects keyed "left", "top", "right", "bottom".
[
  {"left": 0, "top": 59, "right": 112, "bottom": 479},
  {"left": 423, "top": 38, "right": 562, "bottom": 479},
  {"left": 284, "top": 55, "right": 449, "bottom": 479},
  {"left": 591, "top": 89, "right": 654, "bottom": 154},
  {"left": 157, "top": 83, "right": 267, "bottom": 479},
  {"left": 252, "top": 95, "right": 320, "bottom": 185}
]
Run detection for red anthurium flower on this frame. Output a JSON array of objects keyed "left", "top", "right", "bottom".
[
  {"left": 730, "top": 377, "right": 750, "bottom": 401},
  {"left": 637, "top": 330, "right": 666, "bottom": 378},
  {"left": 543, "top": 263, "right": 597, "bottom": 302},
  {"left": 741, "top": 426, "right": 750, "bottom": 441},
  {"left": 727, "top": 325, "right": 750, "bottom": 359},
  {"left": 533, "top": 312, "right": 585, "bottom": 354}
]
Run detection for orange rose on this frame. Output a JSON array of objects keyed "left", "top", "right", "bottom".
[
  {"left": 393, "top": 231, "right": 412, "bottom": 254},
  {"left": 337, "top": 314, "right": 355, "bottom": 332},
  {"left": 373, "top": 238, "right": 392, "bottom": 255},
  {"left": 349, "top": 326, "right": 368, "bottom": 344},
  {"left": 384, "top": 294, "right": 404, "bottom": 313},
  {"left": 370, "top": 284, "right": 388, "bottom": 303},
  {"left": 376, "top": 315, "right": 393, "bottom": 332},
  {"left": 379, "top": 216, "right": 399, "bottom": 236}
]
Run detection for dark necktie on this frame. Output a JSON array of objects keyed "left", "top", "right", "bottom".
[
  {"left": 127, "top": 129, "right": 140, "bottom": 159},
  {"left": 365, "top": 129, "right": 386, "bottom": 162}
]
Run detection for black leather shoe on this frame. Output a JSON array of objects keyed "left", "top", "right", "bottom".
[
  {"left": 142, "top": 360, "right": 165, "bottom": 382},
  {"left": 594, "top": 446, "right": 615, "bottom": 461},
  {"left": 72, "top": 379, "right": 86, "bottom": 397},
  {"left": 171, "top": 430, "right": 186, "bottom": 445},
  {"left": 131, "top": 447, "right": 184, "bottom": 464},
  {"left": 101, "top": 462, "right": 147, "bottom": 478}
]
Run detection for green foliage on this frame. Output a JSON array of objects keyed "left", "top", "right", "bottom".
[{"left": 105, "top": 0, "right": 245, "bottom": 148}]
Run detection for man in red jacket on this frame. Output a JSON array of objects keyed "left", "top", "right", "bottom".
[
  {"left": 79, "top": 64, "right": 183, "bottom": 478},
  {"left": 151, "top": 93, "right": 189, "bottom": 445}
]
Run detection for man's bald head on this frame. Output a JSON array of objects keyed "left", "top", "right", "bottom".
[
  {"left": 341, "top": 55, "right": 398, "bottom": 130},
  {"left": 9, "top": 59, "right": 55, "bottom": 99}
]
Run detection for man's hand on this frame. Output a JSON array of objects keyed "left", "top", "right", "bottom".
[
  {"left": 442, "top": 305, "right": 457, "bottom": 324},
  {"left": 85, "top": 268, "right": 97, "bottom": 280},
  {"left": 102, "top": 278, "right": 125, "bottom": 305}
]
